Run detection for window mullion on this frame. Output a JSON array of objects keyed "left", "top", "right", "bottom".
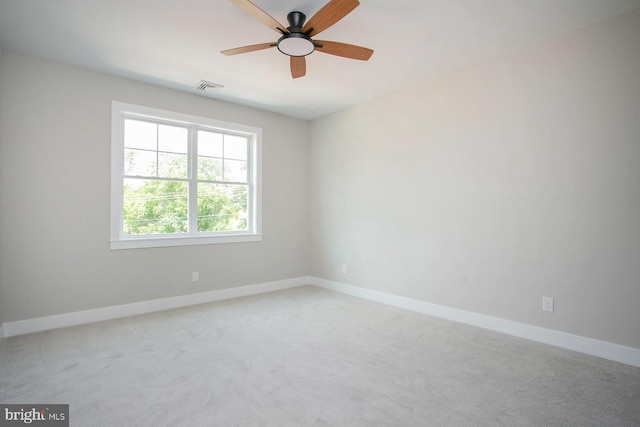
[
  {"left": 155, "top": 123, "right": 160, "bottom": 178},
  {"left": 247, "top": 135, "right": 254, "bottom": 233},
  {"left": 188, "top": 126, "right": 198, "bottom": 234}
]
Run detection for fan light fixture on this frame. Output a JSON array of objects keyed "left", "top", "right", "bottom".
[{"left": 277, "top": 33, "right": 315, "bottom": 57}]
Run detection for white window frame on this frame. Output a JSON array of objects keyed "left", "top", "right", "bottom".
[{"left": 110, "top": 101, "right": 262, "bottom": 250}]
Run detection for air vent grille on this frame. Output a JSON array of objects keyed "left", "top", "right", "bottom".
[{"left": 194, "top": 80, "right": 224, "bottom": 93}]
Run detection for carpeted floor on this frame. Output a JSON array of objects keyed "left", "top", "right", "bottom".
[{"left": 1, "top": 285, "right": 639, "bottom": 426}]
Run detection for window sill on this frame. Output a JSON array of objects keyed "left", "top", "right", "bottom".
[{"left": 110, "top": 233, "right": 263, "bottom": 250}]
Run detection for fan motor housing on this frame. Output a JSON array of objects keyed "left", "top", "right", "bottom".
[
  {"left": 276, "top": 11, "right": 315, "bottom": 57},
  {"left": 287, "top": 11, "right": 306, "bottom": 30}
]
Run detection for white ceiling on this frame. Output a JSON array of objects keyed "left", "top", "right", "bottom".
[{"left": 1, "top": 0, "right": 639, "bottom": 120}]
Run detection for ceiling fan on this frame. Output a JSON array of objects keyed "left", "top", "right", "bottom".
[{"left": 221, "top": 0, "right": 374, "bottom": 78}]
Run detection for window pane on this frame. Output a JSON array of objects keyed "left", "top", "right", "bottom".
[
  {"left": 124, "top": 148, "right": 157, "bottom": 177},
  {"left": 123, "top": 178, "right": 188, "bottom": 235},
  {"left": 198, "top": 157, "right": 223, "bottom": 181},
  {"left": 224, "top": 135, "right": 248, "bottom": 160},
  {"left": 159, "top": 152, "right": 187, "bottom": 179},
  {"left": 224, "top": 159, "right": 247, "bottom": 183},
  {"left": 124, "top": 119, "right": 157, "bottom": 150},
  {"left": 198, "top": 131, "right": 223, "bottom": 157},
  {"left": 197, "top": 183, "right": 248, "bottom": 232},
  {"left": 158, "top": 124, "right": 188, "bottom": 154}
]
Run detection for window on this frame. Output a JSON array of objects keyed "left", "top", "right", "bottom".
[{"left": 111, "top": 101, "right": 262, "bottom": 249}]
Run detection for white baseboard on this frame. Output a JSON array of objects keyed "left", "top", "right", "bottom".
[
  {"left": 310, "top": 277, "right": 640, "bottom": 368},
  {"left": 1, "top": 276, "right": 310, "bottom": 338},
  {"left": 4, "top": 276, "right": 638, "bottom": 368}
]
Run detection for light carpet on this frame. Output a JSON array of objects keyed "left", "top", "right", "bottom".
[{"left": 1, "top": 285, "right": 639, "bottom": 426}]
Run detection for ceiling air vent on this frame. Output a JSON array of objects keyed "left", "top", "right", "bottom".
[{"left": 194, "top": 80, "right": 224, "bottom": 95}]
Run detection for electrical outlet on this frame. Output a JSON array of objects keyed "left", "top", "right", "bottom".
[
  {"left": 192, "top": 271, "right": 199, "bottom": 282},
  {"left": 542, "top": 296, "right": 554, "bottom": 312},
  {"left": 342, "top": 264, "right": 348, "bottom": 274}
]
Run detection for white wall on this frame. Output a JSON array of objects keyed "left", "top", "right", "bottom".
[
  {"left": 310, "top": 9, "right": 640, "bottom": 349},
  {"left": 0, "top": 51, "right": 309, "bottom": 322}
]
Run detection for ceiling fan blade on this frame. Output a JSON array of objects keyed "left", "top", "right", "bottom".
[
  {"left": 314, "top": 40, "right": 373, "bottom": 60},
  {"left": 229, "top": 0, "right": 289, "bottom": 34},
  {"left": 290, "top": 56, "right": 306, "bottom": 79},
  {"left": 221, "top": 42, "right": 276, "bottom": 56},
  {"left": 301, "top": 0, "right": 359, "bottom": 37}
]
